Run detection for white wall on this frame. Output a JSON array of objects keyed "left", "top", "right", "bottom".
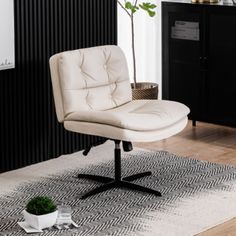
[
  {"left": 0, "top": 0, "right": 15, "bottom": 70},
  {"left": 118, "top": 0, "right": 162, "bottom": 96}
]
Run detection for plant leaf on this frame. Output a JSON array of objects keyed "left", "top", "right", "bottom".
[
  {"left": 139, "top": 2, "right": 157, "bottom": 17},
  {"left": 148, "top": 10, "right": 156, "bottom": 17},
  {"left": 125, "top": 1, "right": 132, "bottom": 9},
  {"left": 125, "top": 1, "right": 139, "bottom": 14},
  {"left": 148, "top": 3, "right": 157, "bottom": 9}
]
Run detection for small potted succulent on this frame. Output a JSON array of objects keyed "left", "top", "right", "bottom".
[{"left": 22, "top": 196, "right": 58, "bottom": 230}]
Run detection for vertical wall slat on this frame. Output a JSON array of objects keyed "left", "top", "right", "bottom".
[{"left": 0, "top": 0, "right": 117, "bottom": 173}]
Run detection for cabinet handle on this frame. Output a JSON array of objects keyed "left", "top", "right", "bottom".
[{"left": 200, "top": 56, "right": 207, "bottom": 60}]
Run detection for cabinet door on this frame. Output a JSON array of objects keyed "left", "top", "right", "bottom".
[
  {"left": 206, "top": 8, "right": 236, "bottom": 126},
  {"left": 162, "top": 4, "right": 204, "bottom": 119},
  {"left": 169, "top": 38, "right": 202, "bottom": 118}
]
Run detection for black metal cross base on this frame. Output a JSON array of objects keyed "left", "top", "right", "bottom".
[{"left": 78, "top": 141, "right": 162, "bottom": 200}]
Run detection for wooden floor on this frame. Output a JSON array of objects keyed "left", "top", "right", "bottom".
[{"left": 135, "top": 121, "right": 236, "bottom": 236}]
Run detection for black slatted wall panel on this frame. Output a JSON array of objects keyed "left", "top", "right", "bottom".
[{"left": 0, "top": 0, "right": 117, "bottom": 173}]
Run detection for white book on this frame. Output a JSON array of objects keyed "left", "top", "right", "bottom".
[
  {"left": 171, "top": 27, "right": 200, "bottom": 41},
  {"left": 172, "top": 27, "right": 199, "bottom": 36},
  {"left": 172, "top": 33, "right": 199, "bottom": 41},
  {"left": 175, "top": 21, "right": 199, "bottom": 29}
]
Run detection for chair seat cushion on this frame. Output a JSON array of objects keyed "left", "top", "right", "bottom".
[{"left": 65, "top": 100, "right": 190, "bottom": 131}]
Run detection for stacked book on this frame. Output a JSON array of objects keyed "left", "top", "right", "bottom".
[
  {"left": 191, "top": 0, "right": 219, "bottom": 3},
  {"left": 171, "top": 21, "right": 200, "bottom": 41}
]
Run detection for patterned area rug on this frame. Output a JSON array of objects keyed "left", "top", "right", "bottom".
[{"left": 1, "top": 149, "right": 236, "bottom": 236}]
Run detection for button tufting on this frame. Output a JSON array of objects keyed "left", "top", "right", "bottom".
[
  {"left": 78, "top": 66, "right": 82, "bottom": 72},
  {"left": 86, "top": 95, "right": 90, "bottom": 104}
]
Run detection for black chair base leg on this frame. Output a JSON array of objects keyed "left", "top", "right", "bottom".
[
  {"left": 123, "top": 171, "right": 152, "bottom": 182},
  {"left": 78, "top": 174, "right": 113, "bottom": 183},
  {"left": 80, "top": 179, "right": 161, "bottom": 200},
  {"left": 120, "top": 180, "right": 162, "bottom": 196},
  {"left": 80, "top": 181, "right": 117, "bottom": 200}
]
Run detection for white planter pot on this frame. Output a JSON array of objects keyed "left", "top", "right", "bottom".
[{"left": 22, "top": 209, "right": 58, "bottom": 230}]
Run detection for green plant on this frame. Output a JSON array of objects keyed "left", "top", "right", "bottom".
[
  {"left": 26, "top": 196, "right": 57, "bottom": 215},
  {"left": 118, "top": 0, "right": 157, "bottom": 88}
]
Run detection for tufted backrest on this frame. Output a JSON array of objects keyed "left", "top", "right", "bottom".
[{"left": 49, "top": 45, "right": 132, "bottom": 122}]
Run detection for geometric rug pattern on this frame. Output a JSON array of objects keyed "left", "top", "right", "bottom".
[{"left": 1, "top": 150, "right": 236, "bottom": 236}]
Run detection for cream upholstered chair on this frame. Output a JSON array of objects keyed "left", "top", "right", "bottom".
[{"left": 49, "top": 45, "right": 190, "bottom": 199}]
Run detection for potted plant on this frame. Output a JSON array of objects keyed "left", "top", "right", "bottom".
[
  {"left": 118, "top": 0, "right": 158, "bottom": 99},
  {"left": 22, "top": 196, "right": 58, "bottom": 230}
]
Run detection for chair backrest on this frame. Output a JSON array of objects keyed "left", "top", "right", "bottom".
[{"left": 49, "top": 45, "right": 132, "bottom": 123}]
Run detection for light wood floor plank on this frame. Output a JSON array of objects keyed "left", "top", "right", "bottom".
[{"left": 135, "top": 121, "right": 236, "bottom": 235}]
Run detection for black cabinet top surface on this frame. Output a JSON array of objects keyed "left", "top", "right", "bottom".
[{"left": 162, "top": 0, "right": 236, "bottom": 7}]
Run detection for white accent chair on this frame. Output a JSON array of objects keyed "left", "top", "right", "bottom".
[{"left": 49, "top": 45, "right": 190, "bottom": 199}]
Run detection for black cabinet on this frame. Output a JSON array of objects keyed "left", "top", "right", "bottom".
[{"left": 162, "top": 1, "right": 236, "bottom": 127}]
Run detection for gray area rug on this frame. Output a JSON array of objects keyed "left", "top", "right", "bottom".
[{"left": 1, "top": 150, "right": 236, "bottom": 236}]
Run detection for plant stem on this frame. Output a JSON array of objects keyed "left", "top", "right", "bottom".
[
  {"left": 118, "top": 0, "right": 138, "bottom": 87},
  {"left": 131, "top": 14, "right": 137, "bottom": 88},
  {"left": 118, "top": 1, "right": 131, "bottom": 16}
]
